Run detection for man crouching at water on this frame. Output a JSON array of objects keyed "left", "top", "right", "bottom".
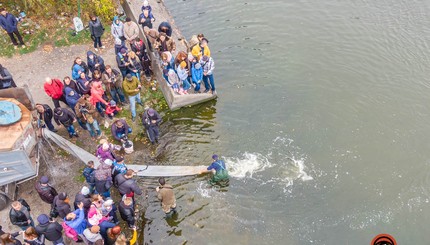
[
  {"left": 200, "top": 154, "right": 229, "bottom": 185},
  {"left": 155, "top": 177, "right": 176, "bottom": 217}
]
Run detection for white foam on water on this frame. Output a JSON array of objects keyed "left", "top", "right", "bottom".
[
  {"left": 226, "top": 152, "right": 273, "bottom": 179},
  {"left": 196, "top": 181, "right": 216, "bottom": 198}
]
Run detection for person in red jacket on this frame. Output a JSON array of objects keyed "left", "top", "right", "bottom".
[
  {"left": 105, "top": 100, "right": 122, "bottom": 119},
  {"left": 90, "top": 80, "right": 109, "bottom": 117},
  {"left": 44, "top": 77, "right": 67, "bottom": 108}
]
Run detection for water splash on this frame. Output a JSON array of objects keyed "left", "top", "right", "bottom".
[{"left": 226, "top": 152, "right": 273, "bottom": 178}]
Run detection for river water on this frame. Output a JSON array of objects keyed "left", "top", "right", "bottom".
[{"left": 139, "top": 0, "right": 430, "bottom": 244}]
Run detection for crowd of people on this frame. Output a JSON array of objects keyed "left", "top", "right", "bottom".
[{"left": 0, "top": 1, "right": 227, "bottom": 244}]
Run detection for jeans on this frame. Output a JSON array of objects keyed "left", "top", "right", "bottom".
[
  {"left": 131, "top": 71, "right": 141, "bottom": 82},
  {"left": 120, "top": 69, "right": 128, "bottom": 78},
  {"left": 99, "top": 220, "right": 116, "bottom": 238},
  {"left": 146, "top": 126, "right": 159, "bottom": 143},
  {"left": 77, "top": 118, "right": 87, "bottom": 130},
  {"left": 182, "top": 79, "right": 191, "bottom": 90},
  {"left": 88, "top": 183, "right": 96, "bottom": 194},
  {"left": 111, "top": 87, "right": 126, "bottom": 103},
  {"left": 19, "top": 217, "right": 34, "bottom": 230},
  {"left": 8, "top": 30, "right": 24, "bottom": 46},
  {"left": 116, "top": 128, "right": 133, "bottom": 140},
  {"left": 86, "top": 120, "right": 101, "bottom": 137},
  {"left": 95, "top": 102, "right": 106, "bottom": 116},
  {"left": 53, "top": 237, "right": 65, "bottom": 245},
  {"left": 52, "top": 96, "right": 68, "bottom": 108},
  {"left": 203, "top": 74, "right": 215, "bottom": 91},
  {"left": 66, "top": 125, "right": 76, "bottom": 135},
  {"left": 193, "top": 80, "right": 201, "bottom": 91},
  {"left": 128, "top": 93, "right": 142, "bottom": 118},
  {"left": 94, "top": 36, "right": 102, "bottom": 48}
]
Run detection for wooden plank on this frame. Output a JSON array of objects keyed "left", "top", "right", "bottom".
[{"left": 128, "top": 165, "right": 207, "bottom": 177}]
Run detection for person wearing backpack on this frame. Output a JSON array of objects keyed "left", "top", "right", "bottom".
[{"left": 35, "top": 214, "right": 63, "bottom": 245}]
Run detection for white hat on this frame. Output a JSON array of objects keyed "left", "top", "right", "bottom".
[
  {"left": 102, "top": 143, "right": 109, "bottom": 151},
  {"left": 104, "top": 159, "right": 113, "bottom": 166},
  {"left": 81, "top": 186, "right": 90, "bottom": 196},
  {"left": 143, "top": 0, "right": 149, "bottom": 7},
  {"left": 103, "top": 199, "right": 114, "bottom": 207}
]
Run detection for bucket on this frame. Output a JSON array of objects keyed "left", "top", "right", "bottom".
[{"left": 123, "top": 140, "right": 134, "bottom": 154}]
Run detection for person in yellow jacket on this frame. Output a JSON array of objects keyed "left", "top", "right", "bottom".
[
  {"left": 122, "top": 74, "right": 143, "bottom": 121},
  {"left": 191, "top": 37, "right": 210, "bottom": 61}
]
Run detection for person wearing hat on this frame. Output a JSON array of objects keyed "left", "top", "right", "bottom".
[
  {"left": 192, "top": 37, "right": 211, "bottom": 61},
  {"left": 156, "top": 177, "right": 177, "bottom": 217},
  {"left": 101, "top": 199, "right": 119, "bottom": 224},
  {"left": 141, "top": 108, "right": 162, "bottom": 144},
  {"left": 64, "top": 81, "right": 82, "bottom": 114},
  {"left": 141, "top": 0, "right": 154, "bottom": 16},
  {"left": 94, "top": 158, "right": 114, "bottom": 198},
  {"left": 158, "top": 21, "right": 172, "bottom": 37},
  {"left": 116, "top": 47, "right": 130, "bottom": 78},
  {"left": 200, "top": 55, "right": 216, "bottom": 94},
  {"left": 122, "top": 73, "right": 143, "bottom": 122},
  {"left": 191, "top": 60, "right": 203, "bottom": 93},
  {"left": 52, "top": 192, "right": 71, "bottom": 219},
  {"left": 200, "top": 154, "right": 229, "bottom": 185},
  {"left": 105, "top": 100, "right": 122, "bottom": 119},
  {"left": 75, "top": 96, "right": 101, "bottom": 139},
  {"left": 111, "top": 16, "right": 125, "bottom": 43},
  {"left": 64, "top": 202, "right": 87, "bottom": 239},
  {"left": 111, "top": 119, "right": 132, "bottom": 142},
  {"left": 53, "top": 107, "right": 79, "bottom": 138},
  {"left": 123, "top": 18, "right": 139, "bottom": 47},
  {"left": 35, "top": 214, "right": 64, "bottom": 244},
  {"left": 74, "top": 186, "right": 92, "bottom": 217},
  {"left": 96, "top": 139, "right": 120, "bottom": 162},
  {"left": 35, "top": 176, "right": 58, "bottom": 204},
  {"left": 139, "top": 9, "right": 154, "bottom": 30},
  {"left": 83, "top": 225, "right": 104, "bottom": 244}
]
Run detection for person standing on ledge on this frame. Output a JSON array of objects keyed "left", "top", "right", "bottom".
[
  {"left": 200, "top": 55, "right": 216, "bottom": 94},
  {"left": 0, "top": 8, "right": 25, "bottom": 48},
  {"left": 200, "top": 154, "right": 229, "bottom": 185}
]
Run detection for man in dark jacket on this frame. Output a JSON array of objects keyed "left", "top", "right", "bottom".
[
  {"left": 35, "top": 176, "right": 58, "bottom": 205},
  {"left": 35, "top": 214, "right": 64, "bottom": 245},
  {"left": 53, "top": 192, "right": 71, "bottom": 219},
  {"left": 53, "top": 107, "right": 78, "bottom": 138},
  {"left": 118, "top": 197, "right": 136, "bottom": 228},
  {"left": 141, "top": 108, "right": 162, "bottom": 144},
  {"left": 115, "top": 170, "right": 142, "bottom": 198},
  {"left": 102, "top": 65, "right": 126, "bottom": 105},
  {"left": 35, "top": 103, "right": 57, "bottom": 132},
  {"left": 111, "top": 119, "right": 132, "bottom": 142},
  {"left": 73, "top": 186, "right": 92, "bottom": 217},
  {"left": 0, "top": 8, "right": 25, "bottom": 48},
  {"left": 87, "top": 51, "right": 105, "bottom": 74},
  {"left": 83, "top": 161, "right": 96, "bottom": 194},
  {"left": 9, "top": 199, "right": 33, "bottom": 230},
  {"left": 158, "top": 21, "right": 172, "bottom": 37},
  {"left": 116, "top": 48, "right": 130, "bottom": 78}
]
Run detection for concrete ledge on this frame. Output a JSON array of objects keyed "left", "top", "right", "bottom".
[{"left": 122, "top": 0, "right": 217, "bottom": 111}]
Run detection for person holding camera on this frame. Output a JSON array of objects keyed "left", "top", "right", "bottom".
[
  {"left": 141, "top": 108, "right": 162, "bottom": 145},
  {"left": 75, "top": 96, "right": 101, "bottom": 139},
  {"left": 111, "top": 119, "right": 132, "bottom": 143},
  {"left": 122, "top": 74, "right": 143, "bottom": 122}
]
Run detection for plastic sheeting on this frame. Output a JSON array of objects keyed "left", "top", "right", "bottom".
[{"left": 42, "top": 129, "right": 206, "bottom": 177}]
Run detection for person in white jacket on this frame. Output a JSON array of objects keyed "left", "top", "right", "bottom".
[{"left": 200, "top": 55, "right": 216, "bottom": 94}]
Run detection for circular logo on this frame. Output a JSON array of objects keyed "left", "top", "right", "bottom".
[{"left": 371, "top": 234, "right": 397, "bottom": 245}]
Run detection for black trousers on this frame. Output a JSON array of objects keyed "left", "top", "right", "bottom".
[
  {"left": 7, "top": 30, "right": 24, "bottom": 46},
  {"left": 52, "top": 96, "right": 68, "bottom": 108}
]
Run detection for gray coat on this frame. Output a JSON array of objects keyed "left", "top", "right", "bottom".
[
  {"left": 115, "top": 174, "right": 142, "bottom": 196},
  {"left": 89, "top": 18, "right": 104, "bottom": 37}
]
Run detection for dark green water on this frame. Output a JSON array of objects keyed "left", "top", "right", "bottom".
[{"left": 139, "top": 0, "right": 430, "bottom": 244}]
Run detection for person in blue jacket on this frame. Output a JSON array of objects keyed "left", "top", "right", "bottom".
[
  {"left": 200, "top": 154, "right": 229, "bottom": 185},
  {"left": 191, "top": 62, "right": 203, "bottom": 93},
  {"left": 87, "top": 51, "right": 105, "bottom": 75},
  {"left": 0, "top": 8, "right": 25, "bottom": 48},
  {"left": 64, "top": 202, "right": 87, "bottom": 237}
]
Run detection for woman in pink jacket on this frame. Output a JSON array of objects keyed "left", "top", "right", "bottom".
[{"left": 90, "top": 70, "right": 109, "bottom": 117}]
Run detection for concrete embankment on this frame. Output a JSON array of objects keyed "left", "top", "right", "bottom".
[{"left": 122, "top": 0, "right": 217, "bottom": 110}]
